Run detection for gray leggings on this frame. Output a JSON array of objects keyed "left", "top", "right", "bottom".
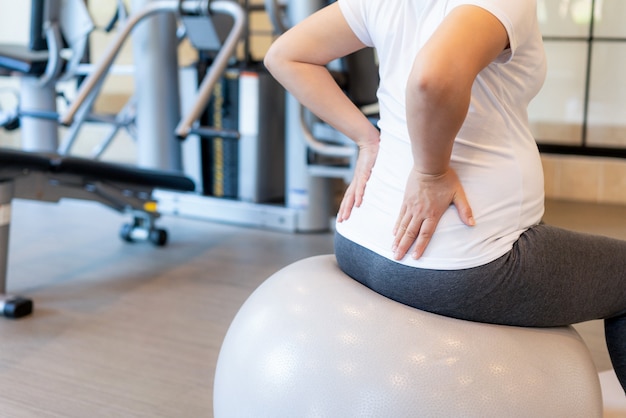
[{"left": 334, "top": 224, "right": 626, "bottom": 392}]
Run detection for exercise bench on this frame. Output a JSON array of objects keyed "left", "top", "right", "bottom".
[{"left": 0, "top": 147, "right": 195, "bottom": 319}]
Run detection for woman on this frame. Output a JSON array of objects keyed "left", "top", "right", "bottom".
[{"left": 264, "top": 0, "right": 626, "bottom": 393}]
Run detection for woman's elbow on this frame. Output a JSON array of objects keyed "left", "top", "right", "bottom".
[
  {"left": 406, "top": 63, "right": 468, "bottom": 104},
  {"left": 264, "top": 40, "right": 296, "bottom": 82},
  {"left": 263, "top": 42, "right": 280, "bottom": 75}
]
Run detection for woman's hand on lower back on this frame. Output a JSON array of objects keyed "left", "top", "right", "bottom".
[
  {"left": 337, "top": 140, "right": 380, "bottom": 223},
  {"left": 392, "top": 167, "right": 475, "bottom": 260}
]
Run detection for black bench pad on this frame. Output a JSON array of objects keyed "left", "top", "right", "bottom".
[
  {"left": 0, "top": 148, "right": 53, "bottom": 171},
  {"left": 0, "top": 148, "right": 195, "bottom": 192},
  {"left": 56, "top": 156, "right": 195, "bottom": 192}
]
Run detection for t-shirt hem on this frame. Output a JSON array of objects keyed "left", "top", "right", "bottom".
[{"left": 335, "top": 227, "right": 516, "bottom": 271}]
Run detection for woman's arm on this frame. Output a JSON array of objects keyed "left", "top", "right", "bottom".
[
  {"left": 392, "top": 5, "right": 510, "bottom": 260},
  {"left": 264, "top": 3, "right": 381, "bottom": 221}
]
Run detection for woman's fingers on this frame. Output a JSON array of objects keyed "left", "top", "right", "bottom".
[
  {"left": 392, "top": 210, "right": 421, "bottom": 260},
  {"left": 337, "top": 143, "right": 379, "bottom": 222},
  {"left": 392, "top": 214, "right": 438, "bottom": 260},
  {"left": 411, "top": 217, "right": 438, "bottom": 259},
  {"left": 392, "top": 167, "right": 475, "bottom": 261},
  {"left": 452, "top": 189, "right": 475, "bottom": 226},
  {"left": 338, "top": 186, "right": 356, "bottom": 222}
]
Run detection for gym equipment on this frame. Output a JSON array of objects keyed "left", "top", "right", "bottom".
[
  {"left": 0, "top": 1, "right": 247, "bottom": 318},
  {"left": 264, "top": 0, "right": 288, "bottom": 35},
  {"left": 0, "top": 147, "right": 195, "bottom": 318},
  {"left": 78, "top": 0, "right": 352, "bottom": 232},
  {"left": 0, "top": 0, "right": 141, "bottom": 159},
  {"left": 155, "top": 0, "right": 381, "bottom": 232},
  {"left": 0, "top": 0, "right": 94, "bottom": 152},
  {"left": 62, "top": 1, "right": 245, "bottom": 137},
  {"left": 265, "top": 0, "right": 378, "bottom": 224},
  {"left": 42, "top": 0, "right": 379, "bottom": 234},
  {"left": 214, "top": 255, "right": 604, "bottom": 417},
  {"left": 1, "top": 1, "right": 380, "bottom": 236}
]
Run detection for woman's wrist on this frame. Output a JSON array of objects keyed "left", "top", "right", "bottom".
[
  {"left": 355, "top": 127, "right": 381, "bottom": 150},
  {"left": 410, "top": 164, "right": 451, "bottom": 179}
]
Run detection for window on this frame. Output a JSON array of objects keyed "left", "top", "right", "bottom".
[{"left": 530, "top": 0, "right": 626, "bottom": 156}]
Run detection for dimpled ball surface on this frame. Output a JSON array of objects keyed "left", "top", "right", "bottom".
[{"left": 214, "top": 255, "right": 603, "bottom": 418}]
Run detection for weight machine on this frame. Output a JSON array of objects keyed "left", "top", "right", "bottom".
[{"left": 155, "top": 0, "right": 379, "bottom": 232}]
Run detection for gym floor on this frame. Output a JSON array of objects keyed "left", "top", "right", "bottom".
[{"left": 1, "top": 127, "right": 626, "bottom": 416}]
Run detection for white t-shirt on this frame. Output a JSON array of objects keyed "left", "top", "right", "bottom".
[{"left": 335, "top": 0, "right": 547, "bottom": 269}]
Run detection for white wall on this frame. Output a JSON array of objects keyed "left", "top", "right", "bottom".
[{"left": 0, "top": 1, "right": 30, "bottom": 44}]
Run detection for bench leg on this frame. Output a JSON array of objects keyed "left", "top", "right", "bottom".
[
  {"left": 119, "top": 210, "right": 168, "bottom": 247},
  {"left": 0, "top": 181, "right": 33, "bottom": 319}
]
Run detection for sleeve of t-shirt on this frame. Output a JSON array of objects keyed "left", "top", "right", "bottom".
[
  {"left": 337, "top": 0, "right": 374, "bottom": 47},
  {"left": 445, "top": 0, "right": 538, "bottom": 63}
]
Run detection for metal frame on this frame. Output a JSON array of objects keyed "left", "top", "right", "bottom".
[{"left": 61, "top": 1, "right": 246, "bottom": 133}]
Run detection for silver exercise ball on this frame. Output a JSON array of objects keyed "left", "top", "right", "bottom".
[{"left": 214, "top": 255, "right": 603, "bottom": 417}]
